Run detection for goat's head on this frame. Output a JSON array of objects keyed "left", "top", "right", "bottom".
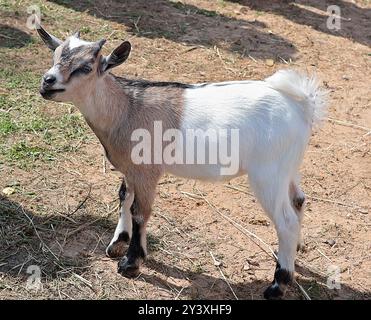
[{"left": 36, "top": 25, "right": 131, "bottom": 102}]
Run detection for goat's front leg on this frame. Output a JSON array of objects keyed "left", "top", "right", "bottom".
[
  {"left": 106, "top": 179, "right": 133, "bottom": 258},
  {"left": 117, "top": 196, "right": 151, "bottom": 278},
  {"left": 117, "top": 170, "right": 159, "bottom": 278}
]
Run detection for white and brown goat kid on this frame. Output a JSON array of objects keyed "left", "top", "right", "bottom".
[{"left": 36, "top": 25, "right": 327, "bottom": 299}]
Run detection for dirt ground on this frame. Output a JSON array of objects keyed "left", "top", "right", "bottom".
[{"left": 0, "top": 0, "right": 370, "bottom": 300}]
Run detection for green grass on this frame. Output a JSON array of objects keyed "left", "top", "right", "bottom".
[
  {"left": 4, "top": 141, "right": 55, "bottom": 163},
  {"left": 57, "top": 113, "right": 87, "bottom": 140},
  {"left": 22, "top": 117, "right": 50, "bottom": 133},
  {"left": 304, "top": 280, "right": 332, "bottom": 300},
  {"left": 191, "top": 262, "right": 206, "bottom": 274},
  {"left": 0, "top": 69, "right": 40, "bottom": 91},
  {"left": 218, "top": 0, "right": 227, "bottom": 8},
  {"left": 0, "top": 95, "right": 13, "bottom": 111},
  {"left": 0, "top": 0, "right": 18, "bottom": 12},
  {"left": 0, "top": 113, "right": 17, "bottom": 135},
  {"left": 0, "top": 110, "right": 89, "bottom": 168},
  {"left": 147, "top": 233, "right": 162, "bottom": 252},
  {"left": 0, "top": 60, "right": 88, "bottom": 169}
]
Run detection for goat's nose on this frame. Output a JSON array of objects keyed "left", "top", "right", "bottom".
[{"left": 43, "top": 74, "right": 56, "bottom": 85}]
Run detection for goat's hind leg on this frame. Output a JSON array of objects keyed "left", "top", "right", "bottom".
[
  {"left": 106, "top": 179, "right": 133, "bottom": 258},
  {"left": 248, "top": 170, "right": 299, "bottom": 299},
  {"left": 263, "top": 200, "right": 300, "bottom": 299}
]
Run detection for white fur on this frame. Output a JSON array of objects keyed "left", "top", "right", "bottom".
[
  {"left": 169, "top": 72, "right": 324, "bottom": 183},
  {"left": 68, "top": 36, "right": 91, "bottom": 50},
  {"left": 265, "top": 70, "right": 328, "bottom": 127},
  {"left": 170, "top": 70, "right": 327, "bottom": 275}
]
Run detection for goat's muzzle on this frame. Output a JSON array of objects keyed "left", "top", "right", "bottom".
[
  {"left": 40, "top": 73, "right": 65, "bottom": 99},
  {"left": 39, "top": 87, "right": 65, "bottom": 99}
]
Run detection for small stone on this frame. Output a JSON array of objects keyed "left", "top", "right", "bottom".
[
  {"left": 325, "top": 239, "right": 336, "bottom": 246},
  {"left": 2, "top": 187, "right": 15, "bottom": 196},
  {"left": 265, "top": 59, "right": 275, "bottom": 67},
  {"left": 243, "top": 262, "right": 250, "bottom": 271}
]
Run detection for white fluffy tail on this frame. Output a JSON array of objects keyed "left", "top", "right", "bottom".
[{"left": 265, "top": 69, "right": 328, "bottom": 128}]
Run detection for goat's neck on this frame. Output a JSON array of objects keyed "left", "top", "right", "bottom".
[
  {"left": 73, "top": 75, "right": 130, "bottom": 171},
  {"left": 74, "top": 74, "right": 128, "bottom": 135}
]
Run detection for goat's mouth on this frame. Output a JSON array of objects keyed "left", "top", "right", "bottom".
[{"left": 39, "top": 88, "right": 65, "bottom": 99}]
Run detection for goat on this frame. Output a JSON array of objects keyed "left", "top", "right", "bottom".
[{"left": 36, "top": 25, "right": 327, "bottom": 299}]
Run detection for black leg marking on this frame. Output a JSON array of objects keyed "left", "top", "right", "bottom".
[
  {"left": 263, "top": 263, "right": 293, "bottom": 300},
  {"left": 274, "top": 263, "right": 292, "bottom": 285},
  {"left": 293, "top": 195, "right": 305, "bottom": 211},
  {"left": 127, "top": 217, "right": 146, "bottom": 260},
  {"left": 118, "top": 197, "right": 145, "bottom": 278},
  {"left": 117, "top": 230, "right": 130, "bottom": 243},
  {"left": 119, "top": 181, "right": 126, "bottom": 203}
]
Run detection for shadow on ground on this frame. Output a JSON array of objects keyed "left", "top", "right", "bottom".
[
  {"left": 48, "top": 0, "right": 296, "bottom": 60},
  {"left": 230, "top": 0, "right": 371, "bottom": 47},
  {"left": 0, "top": 25, "right": 33, "bottom": 48}
]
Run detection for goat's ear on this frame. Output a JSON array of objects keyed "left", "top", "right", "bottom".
[
  {"left": 100, "top": 41, "right": 131, "bottom": 73},
  {"left": 36, "top": 24, "right": 62, "bottom": 51}
]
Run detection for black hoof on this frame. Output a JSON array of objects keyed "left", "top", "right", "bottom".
[
  {"left": 263, "top": 284, "right": 285, "bottom": 300},
  {"left": 117, "top": 256, "right": 141, "bottom": 278}
]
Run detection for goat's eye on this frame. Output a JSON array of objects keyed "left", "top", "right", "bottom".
[
  {"left": 71, "top": 65, "right": 92, "bottom": 77},
  {"left": 80, "top": 65, "right": 92, "bottom": 73}
]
